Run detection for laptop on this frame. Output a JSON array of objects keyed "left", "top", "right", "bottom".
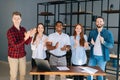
[{"left": 35, "top": 59, "right": 58, "bottom": 71}]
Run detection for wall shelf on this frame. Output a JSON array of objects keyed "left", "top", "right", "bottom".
[
  {"left": 39, "top": 12, "right": 54, "bottom": 16},
  {"left": 102, "top": 10, "right": 120, "bottom": 13},
  {"left": 114, "top": 41, "right": 119, "bottom": 44},
  {"left": 60, "top": 11, "right": 92, "bottom": 15},
  {"left": 37, "top": 1, "right": 93, "bottom": 35},
  {"left": 38, "top": 1, "right": 66, "bottom": 5}
]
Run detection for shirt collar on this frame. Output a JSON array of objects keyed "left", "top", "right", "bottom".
[
  {"left": 96, "top": 28, "right": 105, "bottom": 34},
  {"left": 55, "top": 32, "right": 63, "bottom": 35},
  {"left": 12, "top": 25, "right": 21, "bottom": 31}
]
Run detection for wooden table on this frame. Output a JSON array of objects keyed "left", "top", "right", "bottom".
[
  {"left": 110, "top": 53, "right": 120, "bottom": 59},
  {"left": 30, "top": 66, "right": 106, "bottom": 76}
]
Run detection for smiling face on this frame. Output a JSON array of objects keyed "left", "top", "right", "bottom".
[
  {"left": 12, "top": 14, "right": 22, "bottom": 27},
  {"left": 55, "top": 22, "right": 63, "bottom": 33},
  {"left": 96, "top": 18, "right": 104, "bottom": 28},
  {"left": 75, "top": 24, "right": 82, "bottom": 35},
  {"left": 37, "top": 24, "right": 44, "bottom": 34}
]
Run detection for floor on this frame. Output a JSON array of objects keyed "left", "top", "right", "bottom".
[
  {"left": 0, "top": 61, "right": 118, "bottom": 80},
  {"left": 0, "top": 61, "right": 32, "bottom": 80}
]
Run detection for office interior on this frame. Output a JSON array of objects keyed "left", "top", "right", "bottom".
[{"left": 0, "top": 0, "right": 120, "bottom": 80}]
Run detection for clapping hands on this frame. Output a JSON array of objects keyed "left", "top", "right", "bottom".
[
  {"left": 29, "top": 28, "right": 36, "bottom": 37},
  {"left": 24, "top": 31, "right": 30, "bottom": 41},
  {"left": 74, "top": 39, "right": 79, "bottom": 48},
  {"left": 24, "top": 28, "right": 36, "bottom": 41},
  {"left": 99, "top": 36, "right": 104, "bottom": 44},
  {"left": 90, "top": 36, "right": 104, "bottom": 45}
]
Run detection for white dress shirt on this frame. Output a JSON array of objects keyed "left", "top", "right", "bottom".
[{"left": 48, "top": 32, "right": 71, "bottom": 56}]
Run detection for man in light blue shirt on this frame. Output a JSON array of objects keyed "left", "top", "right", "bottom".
[{"left": 46, "top": 21, "right": 71, "bottom": 80}]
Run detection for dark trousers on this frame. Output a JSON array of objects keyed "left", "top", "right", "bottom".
[
  {"left": 72, "top": 64, "right": 86, "bottom": 80},
  {"left": 31, "top": 58, "right": 45, "bottom": 80}
]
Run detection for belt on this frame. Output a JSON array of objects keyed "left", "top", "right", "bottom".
[{"left": 50, "top": 53, "right": 66, "bottom": 58}]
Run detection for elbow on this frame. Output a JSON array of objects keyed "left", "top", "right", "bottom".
[
  {"left": 109, "top": 44, "right": 114, "bottom": 49},
  {"left": 104, "top": 41, "right": 114, "bottom": 49}
]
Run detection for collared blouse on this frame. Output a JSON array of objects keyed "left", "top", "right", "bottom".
[
  {"left": 70, "top": 35, "right": 87, "bottom": 65},
  {"left": 31, "top": 35, "right": 47, "bottom": 59}
]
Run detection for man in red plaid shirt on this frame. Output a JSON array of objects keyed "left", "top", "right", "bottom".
[{"left": 7, "top": 11, "right": 36, "bottom": 80}]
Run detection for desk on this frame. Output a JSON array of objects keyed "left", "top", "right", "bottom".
[
  {"left": 110, "top": 53, "right": 120, "bottom": 59},
  {"left": 30, "top": 66, "right": 106, "bottom": 76}
]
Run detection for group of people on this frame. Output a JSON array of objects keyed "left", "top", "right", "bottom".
[{"left": 7, "top": 11, "right": 114, "bottom": 80}]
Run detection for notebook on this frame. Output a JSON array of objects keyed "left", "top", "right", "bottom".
[{"left": 35, "top": 59, "right": 58, "bottom": 71}]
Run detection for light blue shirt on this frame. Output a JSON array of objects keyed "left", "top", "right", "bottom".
[
  {"left": 48, "top": 32, "right": 71, "bottom": 56},
  {"left": 70, "top": 35, "right": 87, "bottom": 65},
  {"left": 31, "top": 35, "right": 47, "bottom": 59}
]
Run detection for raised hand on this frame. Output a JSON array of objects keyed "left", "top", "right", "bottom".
[
  {"left": 99, "top": 36, "right": 104, "bottom": 44},
  {"left": 30, "top": 28, "right": 36, "bottom": 37},
  {"left": 74, "top": 39, "right": 79, "bottom": 48},
  {"left": 61, "top": 45, "right": 66, "bottom": 51},
  {"left": 61, "top": 45, "right": 70, "bottom": 51},
  {"left": 24, "top": 31, "right": 31, "bottom": 41},
  {"left": 91, "top": 38, "right": 95, "bottom": 45},
  {"left": 55, "top": 42, "right": 59, "bottom": 49}
]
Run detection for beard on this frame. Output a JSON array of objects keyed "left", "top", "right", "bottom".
[
  {"left": 96, "top": 25, "right": 103, "bottom": 28},
  {"left": 97, "top": 26, "right": 102, "bottom": 28}
]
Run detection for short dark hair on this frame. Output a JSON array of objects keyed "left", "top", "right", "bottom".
[
  {"left": 12, "top": 11, "right": 22, "bottom": 17},
  {"left": 96, "top": 16, "right": 104, "bottom": 21},
  {"left": 55, "top": 21, "right": 63, "bottom": 26}
]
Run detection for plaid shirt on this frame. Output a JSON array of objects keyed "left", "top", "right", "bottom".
[{"left": 7, "top": 25, "right": 32, "bottom": 58}]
